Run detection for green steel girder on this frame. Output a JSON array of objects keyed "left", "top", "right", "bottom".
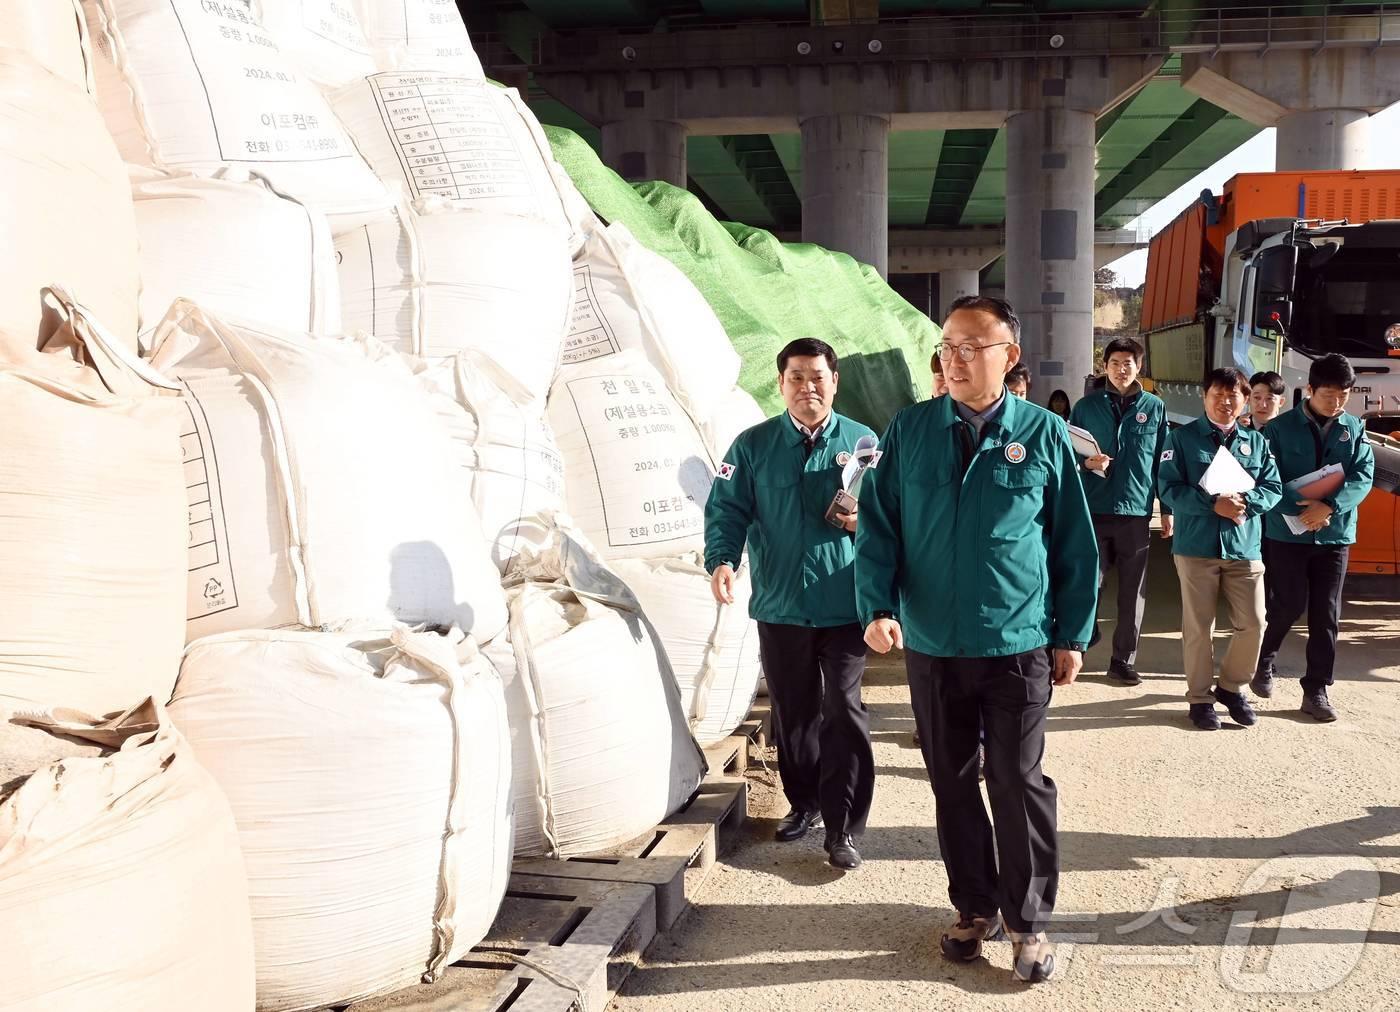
[
  {"left": 1093, "top": 97, "right": 1227, "bottom": 222},
  {"left": 924, "top": 129, "right": 998, "bottom": 227},
  {"left": 720, "top": 134, "right": 803, "bottom": 228}
]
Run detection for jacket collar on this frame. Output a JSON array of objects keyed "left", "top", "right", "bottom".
[
  {"left": 938, "top": 388, "right": 1022, "bottom": 435},
  {"left": 782, "top": 410, "right": 842, "bottom": 447}
]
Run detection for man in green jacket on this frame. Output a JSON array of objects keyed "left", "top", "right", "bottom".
[
  {"left": 1068, "top": 337, "right": 1173, "bottom": 685},
  {"left": 1254, "top": 354, "right": 1375, "bottom": 721},
  {"left": 1157, "top": 367, "right": 1283, "bottom": 731},
  {"left": 855, "top": 296, "right": 1098, "bottom": 985},
  {"left": 704, "top": 337, "right": 876, "bottom": 872}
]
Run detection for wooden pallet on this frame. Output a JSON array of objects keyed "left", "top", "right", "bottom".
[
  {"left": 342, "top": 874, "right": 655, "bottom": 1012},
  {"left": 513, "top": 777, "right": 747, "bottom": 934}
]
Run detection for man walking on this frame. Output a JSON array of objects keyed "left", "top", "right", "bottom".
[
  {"left": 1157, "top": 367, "right": 1282, "bottom": 730},
  {"left": 1069, "top": 338, "right": 1173, "bottom": 685},
  {"left": 855, "top": 296, "right": 1098, "bottom": 984},
  {"left": 705, "top": 337, "right": 876, "bottom": 871},
  {"left": 1254, "top": 354, "right": 1375, "bottom": 720}
]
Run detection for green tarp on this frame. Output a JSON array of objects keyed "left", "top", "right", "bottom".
[{"left": 545, "top": 125, "right": 940, "bottom": 433}]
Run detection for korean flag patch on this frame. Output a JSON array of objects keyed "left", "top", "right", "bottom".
[
  {"left": 1160, "top": 449, "right": 1174, "bottom": 462},
  {"left": 717, "top": 461, "right": 736, "bottom": 481}
]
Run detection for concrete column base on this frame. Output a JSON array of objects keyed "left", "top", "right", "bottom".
[
  {"left": 601, "top": 118, "right": 687, "bottom": 187},
  {"left": 799, "top": 113, "right": 890, "bottom": 278}
]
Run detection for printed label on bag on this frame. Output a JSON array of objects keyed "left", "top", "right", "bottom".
[
  {"left": 562, "top": 265, "right": 622, "bottom": 364},
  {"left": 180, "top": 390, "right": 239, "bottom": 619}
]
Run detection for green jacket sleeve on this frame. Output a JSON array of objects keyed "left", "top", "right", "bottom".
[
  {"left": 1328, "top": 432, "right": 1376, "bottom": 514},
  {"left": 853, "top": 417, "right": 902, "bottom": 627},
  {"left": 1157, "top": 430, "right": 1218, "bottom": 517},
  {"left": 703, "top": 436, "right": 755, "bottom": 574},
  {"left": 1242, "top": 441, "right": 1282, "bottom": 517},
  {"left": 1152, "top": 415, "right": 1172, "bottom": 517},
  {"left": 1047, "top": 424, "right": 1099, "bottom": 648}
]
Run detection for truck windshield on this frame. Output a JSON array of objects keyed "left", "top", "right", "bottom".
[{"left": 1291, "top": 247, "right": 1400, "bottom": 359}]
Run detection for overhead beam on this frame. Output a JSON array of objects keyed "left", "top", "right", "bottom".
[
  {"left": 924, "top": 128, "right": 998, "bottom": 227},
  {"left": 1093, "top": 97, "right": 1227, "bottom": 222},
  {"left": 719, "top": 134, "right": 803, "bottom": 229}
]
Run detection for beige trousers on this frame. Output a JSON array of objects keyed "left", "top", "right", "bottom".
[{"left": 1173, "top": 555, "right": 1266, "bottom": 704}]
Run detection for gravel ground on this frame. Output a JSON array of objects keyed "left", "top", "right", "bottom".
[{"left": 611, "top": 541, "right": 1400, "bottom": 1011}]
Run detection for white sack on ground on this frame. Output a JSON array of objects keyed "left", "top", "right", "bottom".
[
  {"left": 611, "top": 554, "right": 761, "bottom": 747},
  {"left": 548, "top": 155, "right": 600, "bottom": 256},
  {"left": 0, "top": 699, "right": 255, "bottom": 1012},
  {"left": 329, "top": 73, "right": 571, "bottom": 227},
  {"left": 170, "top": 628, "right": 511, "bottom": 1012},
  {"left": 548, "top": 352, "right": 714, "bottom": 561},
  {"left": 0, "top": 291, "right": 185, "bottom": 716},
  {"left": 0, "top": 0, "right": 91, "bottom": 93},
  {"left": 568, "top": 223, "right": 739, "bottom": 419},
  {"left": 133, "top": 169, "right": 341, "bottom": 338},
  {"left": 702, "top": 385, "right": 767, "bottom": 460},
  {"left": 84, "top": 0, "right": 390, "bottom": 223},
  {"left": 147, "top": 301, "right": 506, "bottom": 643},
  {"left": 333, "top": 201, "right": 570, "bottom": 400},
  {"left": 354, "top": 0, "right": 483, "bottom": 76},
  {"left": 258, "top": 0, "right": 375, "bottom": 89},
  {"left": 418, "top": 355, "right": 566, "bottom": 577},
  {"left": 489, "top": 581, "right": 705, "bottom": 857},
  {"left": 0, "top": 49, "right": 138, "bottom": 350}
]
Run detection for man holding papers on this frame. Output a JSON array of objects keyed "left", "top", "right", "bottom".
[
  {"left": 1254, "top": 354, "right": 1375, "bottom": 721},
  {"left": 1068, "top": 338, "right": 1172, "bottom": 686},
  {"left": 705, "top": 337, "right": 876, "bottom": 871},
  {"left": 1157, "top": 367, "right": 1282, "bottom": 731}
]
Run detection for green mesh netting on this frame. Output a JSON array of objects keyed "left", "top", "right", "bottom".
[{"left": 545, "top": 125, "right": 939, "bottom": 432}]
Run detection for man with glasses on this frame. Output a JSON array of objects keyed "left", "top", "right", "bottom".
[{"left": 855, "top": 296, "right": 1098, "bottom": 984}]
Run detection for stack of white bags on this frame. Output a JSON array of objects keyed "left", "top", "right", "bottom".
[{"left": 0, "top": 2, "right": 763, "bottom": 1008}]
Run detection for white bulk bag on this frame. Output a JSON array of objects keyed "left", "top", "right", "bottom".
[
  {"left": 0, "top": 700, "right": 255, "bottom": 1012},
  {"left": 0, "top": 0, "right": 91, "bottom": 93},
  {"left": 147, "top": 301, "right": 507, "bottom": 643},
  {"left": 329, "top": 73, "right": 570, "bottom": 226},
  {"left": 170, "top": 628, "right": 511, "bottom": 1012},
  {"left": 612, "top": 554, "right": 761, "bottom": 747},
  {"left": 703, "top": 386, "right": 767, "bottom": 460},
  {"left": 0, "top": 49, "right": 138, "bottom": 351},
  {"left": 547, "top": 155, "right": 600, "bottom": 256},
  {"left": 133, "top": 169, "right": 341, "bottom": 338},
  {"left": 355, "top": 0, "right": 483, "bottom": 77},
  {"left": 84, "top": 0, "right": 390, "bottom": 223},
  {"left": 333, "top": 201, "right": 571, "bottom": 401},
  {"left": 491, "top": 583, "right": 705, "bottom": 857},
  {"left": 568, "top": 224, "right": 739, "bottom": 419},
  {"left": 548, "top": 352, "right": 714, "bottom": 561},
  {"left": 0, "top": 291, "right": 185, "bottom": 717},
  {"left": 420, "top": 355, "right": 567, "bottom": 577},
  {"left": 258, "top": 0, "right": 374, "bottom": 88}
]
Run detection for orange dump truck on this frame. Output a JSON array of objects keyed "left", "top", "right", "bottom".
[{"left": 1139, "top": 170, "right": 1400, "bottom": 575}]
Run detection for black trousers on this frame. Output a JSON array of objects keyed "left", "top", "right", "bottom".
[
  {"left": 1093, "top": 513, "right": 1151, "bottom": 665},
  {"left": 907, "top": 647, "right": 1058, "bottom": 934},
  {"left": 756, "top": 621, "right": 875, "bottom": 837},
  {"left": 1258, "top": 538, "right": 1350, "bottom": 692}
]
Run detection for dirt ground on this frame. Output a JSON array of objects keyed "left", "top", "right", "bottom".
[{"left": 610, "top": 538, "right": 1400, "bottom": 1011}]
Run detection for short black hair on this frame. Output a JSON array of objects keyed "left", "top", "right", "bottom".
[
  {"left": 1006, "top": 362, "right": 1031, "bottom": 387},
  {"left": 1249, "top": 370, "right": 1285, "bottom": 395},
  {"left": 777, "top": 337, "right": 837, "bottom": 375},
  {"left": 1308, "top": 353, "right": 1356, "bottom": 390},
  {"left": 1103, "top": 336, "right": 1145, "bottom": 365},
  {"left": 946, "top": 295, "right": 1021, "bottom": 343},
  {"left": 1204, "top": 366, "right": 1250, "bottom": 396}
]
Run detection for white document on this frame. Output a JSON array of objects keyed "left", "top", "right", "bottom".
[
  {"left": 1199, "top": 446, "right": 1256, "bottom": 496},
  {"left": 842, "top": 434, "right": 882, "bottom": 498},
  {"left": 1066, "top": 423, "right": 1101, "bottom": 458},
  {"left": 1282, "top": 513, "right": 1312, "bottom": 536}
]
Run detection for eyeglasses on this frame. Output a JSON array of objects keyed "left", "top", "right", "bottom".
[{"left": 937, "top": 341, "right": 1014, "bottom": 362}]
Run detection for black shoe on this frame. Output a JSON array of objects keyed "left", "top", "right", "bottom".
[
  {"left": 825, "top": 832, "right": 861, "bottom": 870},
  {"left": 774, "top": 809, "right": 822, "bottom": 842},
  {"left": 1301, "top": 690, "right": 1338, "bottom": 723},
  {"left": 1213, "top": 686, "right": 1257, "bottom": 726},
  {"left": 1250, "top": 667, "right": 1275, "bottom": 699},
  {"left": 940, "top": 914, "right": 1003, "bottom": 961},
  {"left": 1107, "top": 660, "right": 1142, "bottom": 686},
  {"left": 1189, "top": 703, "right": 1220, "bottom": 731}
]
